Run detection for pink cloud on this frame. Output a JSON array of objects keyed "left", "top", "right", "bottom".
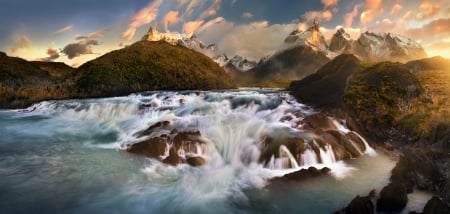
[
  {"left": 183, "top": 20, "right": 205, "bottom": 36},
  {"left": 121, "top": 0, "right": 163, "bottom": 41},
  {"left": 10, "top": 36, "right": 31, "bottom": 53},
  {"left": 321, "top": 0, "right": 339, "bottom": 7},
  {"left": 344, "top": 4, "right": 360, "bottom": 27},
  {"left": 53, "top": 25, "right": 74, "bottom": 34},
  {"left": 302, "top": 10, "right": 334, "bottom": 22},
  {"left": 416, "top": 1, "right": 440, "bottom": 20},
  {"left": 163, "top": 10, "right": 180, "bottom": 32},
  {"left": 391, "top": 3, "right": 403, "bottom": 15}
]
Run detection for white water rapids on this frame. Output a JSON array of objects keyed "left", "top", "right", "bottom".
[{"left": 0, "top": 89, "right": 400, "bottom": 213}]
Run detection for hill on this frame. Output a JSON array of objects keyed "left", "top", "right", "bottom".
[
  {"left": 288, "top": 54, "right": 361, "bottom": 108},
  {"left": 73, "top": 41, "right": 235, "bottom": 98}
]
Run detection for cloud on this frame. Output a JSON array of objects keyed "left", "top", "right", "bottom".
[
  {"left": 302, "top": 10, "right": 333, "bottom": 22},
  {"left": 180, "top": 0, "right": 207, "bottom": 20},
  {"left": 199, "top": 19, "right": 297, "bottom": 60},
  {"left": 321, "top": 0, "right": 338, "bottom": 8},
  {"left": 198, "top": 0, "right": 221, "bottom": 20},
  {"left": 122, "top": 0, "right": 163, "bottom": 41},
  {"left": 53, "top": 25, "right": 74, "bottom": 34},
  {"left": 197, "top": 17, "right": 225, "bottom": 33},
  {"left": 416, "top": 1, "right": 440, "bottom": 20},
  {"left": 242, "top": 12, "right": 253, "bottom": 19},
  {"left": 360, "top": 0, "right": 384, "bottom": 25},
  {"left": 405, "top": 18, "right": 450, "bottom": 40},
  {"left": 36, "top": 47, "right": 60, "bottom": 62},
  {"left": 163, "top": 10, "right": 180, "bottom": 32},
  {"left": 183, "top": 20, "right": 205, "bottom": 36},
  {"left": 10, "top": 35, "right": 31, "bottom": 53},
  {"left": 62, "top": 29, "right": 106, "bottom": 59},
  {"left": 343, "top": 4, "right": 360, "bottom": 27},
  {"left": 391, "top": 3, "right": 403, "bottom": 15}
]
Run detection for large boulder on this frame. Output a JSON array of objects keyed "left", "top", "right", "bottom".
[
  {"left": 422, "top": 196, "right": 450, "bottom": 214},
  {"left": 271, "top": 167, "right": 331, "bottom": 182},
  {"left": 334, "top": 190, "right": 376, "bottom": 214},
  {"left": 376, "top": 182, "right": 408, "bottom": 213}
]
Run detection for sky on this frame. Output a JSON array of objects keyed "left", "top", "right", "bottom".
[{"left": 0, "top": 0, "right": 449, "bottom": 66}]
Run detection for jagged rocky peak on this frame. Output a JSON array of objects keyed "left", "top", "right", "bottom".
[
  {"left": 353, "top": 31, "right": 427, "bottom": 62},
  {"left": 329, "top": 28, "right": 352, "bottom": 52},
  {"left": 283, "top": 19, "right": 328, "bottom": 51},
  {"left": 229, "top": 55, "right": 257, "bottom": 72}
]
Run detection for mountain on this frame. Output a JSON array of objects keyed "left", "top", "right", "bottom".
[
  {"left": 405, "top": 56, "right": 450, "bottom": 72},
  {"left": 329, "top": 28, "right": 352, "bottom": 53},
  {"left": 283, "top": 19, "right": 328, "bottom": 52},
  {"left": 31, "top": 61, "right": 75, "bottom": 78},
  {"left": 352, "top": 31, "right": 427, "bottom": 62},
  {"left": 74, "top": 40, "right": 235, "bottom": 97},
  {"left": 0, "top": 52, "right": 71, "bottom": 108},
  {"left": 288, "top": 54, "right": 361, "bottom": 108}
]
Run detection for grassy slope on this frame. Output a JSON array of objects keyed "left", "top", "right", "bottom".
[{"left": 74, "top": 41, "right": 235, "bottom": 98}]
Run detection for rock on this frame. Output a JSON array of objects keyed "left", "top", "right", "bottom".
[
  {"left": 162, "top": 148, "right": 182, "bottom": 166},
  {"left": 384, "top": 141, "right": 394, "bottom": 151},
  {"left": 329, "top": 28, "right": 353, "bottom": 53},
  {"left": 302, "top": 113, "right": 337, "bottom": 131},
  {"left": 126, "top": 137, "right": 168, "bottom": 158},
  {"left": 334, "top": 190, "right": 376, "bottom": 214},
  {"left": 186, "top": 156, "right": 206, "bottom": 167},
  {"left": 271, "top": 167, "right": 331, "bottom": 182},
  {"left": 422, "top": 196, "right": 450, "bottom": 214},
  {"left": 133, "top": 121, "right": 171, "bottom": 137},
  {"left": 376, "top": 182, "right": 408, "bottom": 213},
  {"left": 288, "top": 54, "right": 361, "bottom": 108}
]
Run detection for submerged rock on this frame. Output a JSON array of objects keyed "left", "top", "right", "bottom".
[
  {"left": 186, "top": 156, "right": 206, "bottom": 167},
  {"left": 271, "top": 167, "right": 331, "bottom": 182}
]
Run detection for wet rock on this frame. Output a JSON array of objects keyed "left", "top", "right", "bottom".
[
  {"left": 327, "top": 130, "right": 362, "bottom": 158},
  {"left": 384, "top": 141, "right": 394, "bottom": 151},
  {"left": 162, "top": 148, "right": 182, "bottom": 166},
  {"left": 127, "top": 137, "right": 168, "bottom": 158},
  {"left": 422, "top": 196, "right": 450, "bottom": 214},
  {"left": 376, "top": 182, "right": 408, "bottom": 213},
  {"left": 303, "top": 113, "right": 337, "bottom": 131},
  {"left": 390, "top": 148, "right": 445, "bottom": 193},
  {"left": 134, "top": 121, "right": 171, "bottom": 137},
  {"left": 334, "top": 190, "right": 376, "bottom": 214},
  {"left": 186, "top": 156, "right": 206, "bottom": 167},
  {"left": 271, "top": 167, "right": 331, "bottom": 182}
]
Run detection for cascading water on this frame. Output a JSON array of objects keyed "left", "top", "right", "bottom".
[{"left": 0, "top": 89, "right": 402, "bottom": 213}]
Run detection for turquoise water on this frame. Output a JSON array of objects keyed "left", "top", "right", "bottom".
[{"left": 0, "top": 90, "right": 396, "bottom": 213}]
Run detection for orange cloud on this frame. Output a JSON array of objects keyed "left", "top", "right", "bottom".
[
  {"left": 198, "top": 0, "right": 221, "bottom": 20},
  {"left": 53, "top": 25, "right": 74, "bottom": 34},
  {"left": 344, "top": 4, "right": 360, "bottom": 27},
  {"left": 360, "top": 0, "right": 384, "bottom": 25},
  {"left": 416, "top": 1, "right": 440, "bottom": 20},
  {"left": 366, "top": 0, "right": 382, "bottom": 9},
  {"left": 122, "top": 0, "right": 163, "bottom": 41},
  {"left": 302, "top": 10, "right": 333, "bottom": 22},
  {"left": 391, "top": 3, "right": 403, "bottom": 15},
  {"left": 183, "top": 20, "right": 205, "bottom": 36},
  {"left": 163, "top": 10, "right": 180, "bottom": 32},
  {"left": 405, "top": 18, "right": 450, "bottom": 39},
  {"left": 10, "top": 36, "right": 31, "bottom": 53},
  {"left": 321, "top": 0, "right": 339, "bottom": 7},
  {"left": 197, "top": 17, "right": 225, "bottom": 33}
]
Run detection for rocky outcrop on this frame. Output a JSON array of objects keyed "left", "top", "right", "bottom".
[
  {"left": 288, "top": 54, "right": 361, "bottom": 108},
  {"left": 329, "top": 28, "right": 352, "bottom": 53},
  {"left": 376, "top": 182, "right": 408, "bottom": 213},
  {"left": 126, "top": 121, "right": 209, "bottom": 167},
  {"left": 270, "top": 167, "right": 330, "bottom": 182},
  {"left": 334, "top": 190, "right": 376, "bottom": 214},
  {"left": 259, "top": 113, "right": 371, "bottom": 168},
  {"left": 422, "top": 196, "right": 450, "bottom": 214},
  {"left": 353, "top": 32, "right": 427, "bottom": 62}
]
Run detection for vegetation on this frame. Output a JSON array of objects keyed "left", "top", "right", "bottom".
[
  {"left": 74, "top": 41, "right": 234, "bottom": 98},
  {"left": 0, "top": 41, "right": 235, "bottom": 108}
]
